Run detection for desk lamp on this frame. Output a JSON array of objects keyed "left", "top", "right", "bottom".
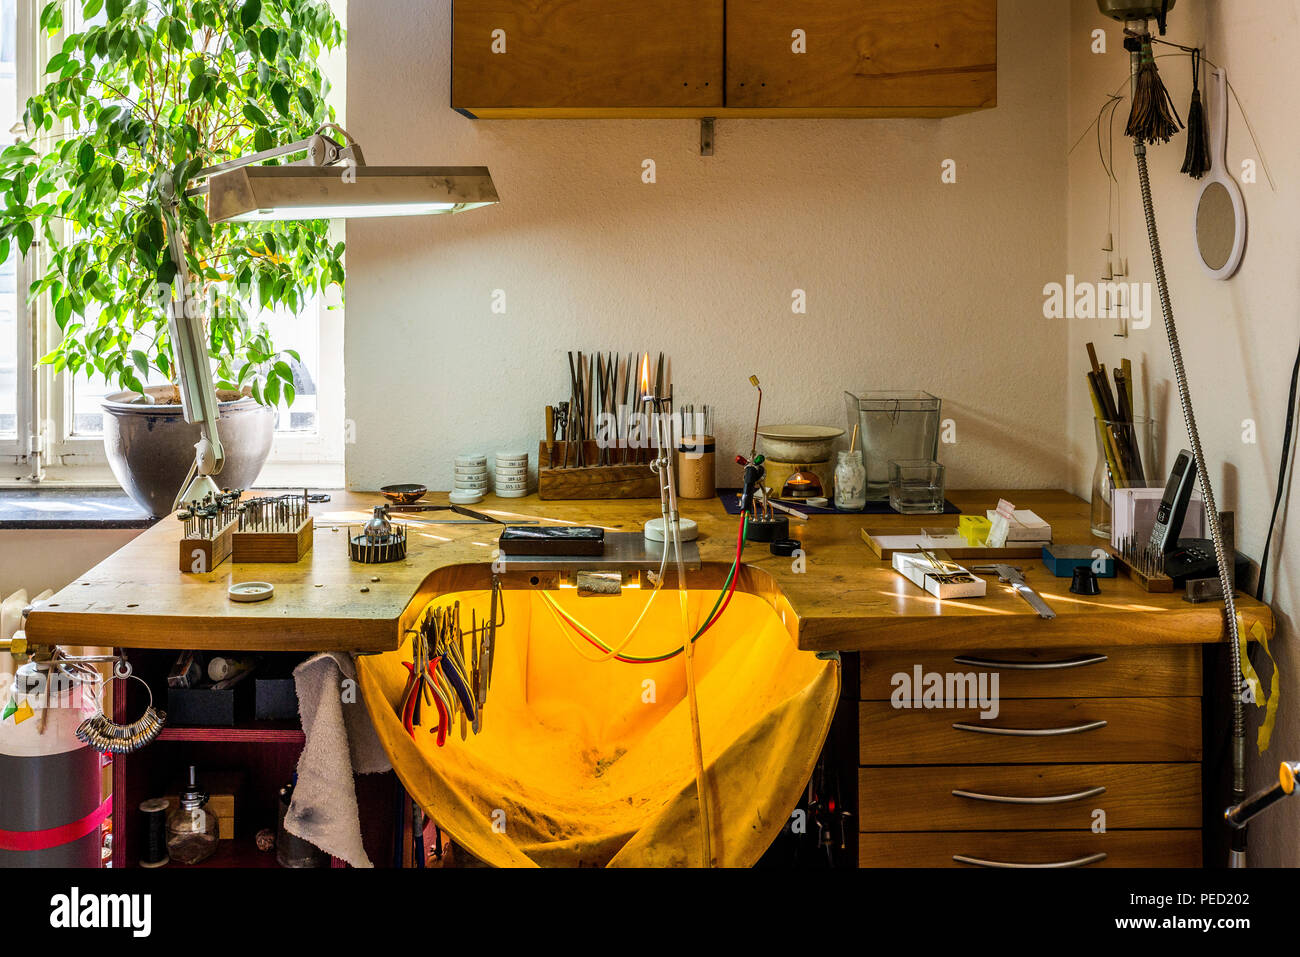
[{"left": 161, "top": 124, "right": 498, "bottom": 508}]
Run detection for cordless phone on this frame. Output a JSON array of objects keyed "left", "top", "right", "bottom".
[
  {"left": 1148, "top": 450, "right": 1197, "bottom": 554},
  {"left": 1147, "top": 449, "right": 1218, "bottom": 583}
]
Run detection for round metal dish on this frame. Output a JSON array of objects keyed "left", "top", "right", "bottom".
[{"left": 380, "top": 483, "right": 427, "bottom": 504}]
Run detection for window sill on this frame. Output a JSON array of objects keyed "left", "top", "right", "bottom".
[
  {"left": 0, "top": 465, "right": 344, "bottom": 529},
  {"left": 0, "top": 487, "right": 157, "bottom": 530},
  {"left": 2, "top": 461, "right": 344, "bottom": 490}
]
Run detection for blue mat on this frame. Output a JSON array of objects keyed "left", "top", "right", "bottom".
[{"left": 716, "top": 489, "right": 960, "bottom": 516}]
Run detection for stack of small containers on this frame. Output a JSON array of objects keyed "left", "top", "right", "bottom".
[
  {"left": 494, "top": 451, "right": 529, "bottom": 497},
  {"left": 451, "top": 453, "right": 488, "bottom": 505}
]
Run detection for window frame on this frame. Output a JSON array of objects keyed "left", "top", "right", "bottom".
[
  {"left": 0, "top": 0, "right": 38, "bottom": 463},
  {"left": 3, "top": 0, "right": 346, "bottom": 486}
]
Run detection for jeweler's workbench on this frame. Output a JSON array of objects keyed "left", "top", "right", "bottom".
[{"left": 24, "top": 489, "right": 1273, "bottom": 654}]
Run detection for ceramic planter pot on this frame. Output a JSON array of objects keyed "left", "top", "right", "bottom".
[{"left": 101, "top": 386, "right": 275, "bottom": 518}]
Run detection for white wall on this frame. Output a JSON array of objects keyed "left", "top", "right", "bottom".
[
  {"left": 1067, "top": 0, "right": 1300, "bottom": 865},
  {"left": 0, "top": 529, "right": 142, "bottom": 599},
  {"left": 344, "top": 0, "right": 1071, "bottom": 493}
]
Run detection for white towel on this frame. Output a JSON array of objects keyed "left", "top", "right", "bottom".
[{"left": 286, "top": 652, "right": 391, "bottom": 868}]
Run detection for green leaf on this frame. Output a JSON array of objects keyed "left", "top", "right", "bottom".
[
  {"left": 54, "top": 296, "right": 72, "bottom": 328},
  {"left": 240, "top": 0, "right": 262, "bottom": 30},
  {"left": 157, "top": 259, "right": 178, "bottom": 287},
  {"left": 264, "top": 374, "right": 280, "bottom": 406},
  {"left": 168, "top": 17, "right": 188, "bottom": 50},
  {"left": 259, "top": 29, "right": 278, "bottom": 62},
  {"left": 77, "top": 140, "right": 94, "bottom": 173},
  {"left": 14, "top": 221, "right": 33, "bottom": 255},
  {"left": 83, "top": 0, "right": 104, "bottom": 18},
  {"left": 106, "top": 0, "right": 124, "bottom": 20},
  {"left": 131, "top": 349, "right": 149, "bottom": 379},
  {"left": 269, "top": 80, "right": 290, "bottom": 117},
  {"left": 296, "top": 87, "right": 315, "bottom": 117},
  {"left": 242, "top": 102, "right": 269, "bottom": 126}
]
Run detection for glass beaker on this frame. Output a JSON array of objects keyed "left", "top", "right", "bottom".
[
  {"left": 844, "top": 391, "right": 942, "bottom": 501},
  {"left": 1091, "top": 416, "right": 1158, "bottom": 538}
]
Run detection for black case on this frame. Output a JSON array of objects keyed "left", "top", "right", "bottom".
[{"left": 498, "top": 526, "right": 605, "bottom": 556}]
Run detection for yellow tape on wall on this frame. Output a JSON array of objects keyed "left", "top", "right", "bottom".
[{"left": 1237, "top": 618, "right": 1280, "bottom": 753}]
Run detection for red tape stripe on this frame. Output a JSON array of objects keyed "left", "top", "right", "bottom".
[{"left": 0, "top": 795, "right": 112, "bottom": 852}]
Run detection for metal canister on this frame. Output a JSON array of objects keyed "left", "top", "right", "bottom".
[{"left": 0, "top": 663, "right": 104, "bottom": 867}]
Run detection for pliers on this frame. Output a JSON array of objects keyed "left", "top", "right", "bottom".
[{"left": 400, "top": 657, "right": 450, "bottom": 747}]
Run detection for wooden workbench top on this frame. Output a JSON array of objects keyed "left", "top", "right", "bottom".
[{"left": 24, "top": 489, "right": 1273, "bottom": 654}]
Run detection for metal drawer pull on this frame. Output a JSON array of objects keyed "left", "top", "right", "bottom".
[
  {"left": 951, "top": 654, "right": 1109, "bottom": 671},
  {"left": 951, "top": 719, "right": 1108, "bottom": 737},
  {"left": 953, "top": 852, "right": 1107, "bottom": 869},
  {"left": 952, "top": 785, "right": 1106, "bottom": 805}
]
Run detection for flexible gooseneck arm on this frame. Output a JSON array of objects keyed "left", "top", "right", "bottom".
[{"left": 1132, "top": 141, "right": 1246, "bottom": 862}]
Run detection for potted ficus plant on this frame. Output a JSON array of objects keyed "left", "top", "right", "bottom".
[{"left": 0, "top": 0, "right": 346, "bottom": 515}]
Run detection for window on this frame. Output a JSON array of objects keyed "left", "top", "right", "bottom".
[
  {"left": 0, "top": 0, "right": 25, "bottom": 454},
  {"left": 4, "top": 0, "right": 346, "bottom": 486}
]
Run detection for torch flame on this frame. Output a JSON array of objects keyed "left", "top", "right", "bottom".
[{"left": 639, "top": 352, "right": 651, "bottom": 399}]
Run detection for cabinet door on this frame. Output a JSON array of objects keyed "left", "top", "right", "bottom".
[
  {"left": 726, "top": 0, "right": 996, "bottom": 113},
  {"left": 452, "top": 0, "right": 724, "bottom": 116}
]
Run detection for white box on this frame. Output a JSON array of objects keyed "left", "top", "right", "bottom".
[{"left": 892, "top": 552, "right": 988, "bottom": 600}]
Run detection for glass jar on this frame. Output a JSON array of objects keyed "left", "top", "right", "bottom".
[
  {"left": 834, "top": 450, "right": 868, "bottom": 511},
  {"left": 166, "top": 765, "right": 219, "bottom": 865},
  {"left": 1091, "top": 416, "right": 1157, "bottom": 538},
  {"left": 844, "top": 392, "right": 942, "bottom": 501}
]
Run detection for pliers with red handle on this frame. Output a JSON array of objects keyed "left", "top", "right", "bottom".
[{"left": 400, "top": 658, "right": 450, "bottom": 747}]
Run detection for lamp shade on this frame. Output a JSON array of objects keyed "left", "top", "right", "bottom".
[{"left": 206, "top": 165, "right": 498, "bottom": 223}]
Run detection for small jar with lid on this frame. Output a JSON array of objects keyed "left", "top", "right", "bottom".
[
  {"left": 166, "top": 765, "right": 219, "bottom": 865},
  {"left": 834, "top": 450, "right": 868, "bottom": 511}
]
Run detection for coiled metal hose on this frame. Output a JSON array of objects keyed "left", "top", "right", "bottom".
[{"left": 1133, "top": 143, "right": 1247, "bottom": 820}]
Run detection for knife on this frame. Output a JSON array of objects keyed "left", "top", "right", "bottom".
[{"left": 973, "top": 564, "right": 1057, "bottom": 619}]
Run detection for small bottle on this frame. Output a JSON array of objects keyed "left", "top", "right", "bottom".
[
  {"left": 166, "top": 765, "right": 219, "bottom": 865},
  {"left": 834, "top": 450, "right": 868, "bottom": 511}
]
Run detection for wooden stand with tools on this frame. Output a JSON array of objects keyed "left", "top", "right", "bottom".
[
  {"left": 537, "top": 441, "right": 659, "bottom": 500},
  {"left": 232, "top": 517, "right": 314, "bottom": 564},
  {"left": 179, "top": 519, "right": 237, "bottom": 574}
]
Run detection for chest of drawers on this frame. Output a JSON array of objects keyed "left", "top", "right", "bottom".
[{"left": 857, "top": 645, "right": 1203, "bottom": 868}]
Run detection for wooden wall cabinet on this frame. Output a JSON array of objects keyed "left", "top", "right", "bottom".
[
  {"left": 452, "top": 0, "right": 996, "bottom": 119},
  {"left": 452, "top": 0, "right": 724, "bottom": 117},
  {"left": 727, "top": 0, "right": 997, "bottom": 116}
]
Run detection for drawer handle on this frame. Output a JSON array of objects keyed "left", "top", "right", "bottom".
[
  {"left": 953, "top": 852, "right": 1107, "bottom": 869},
  {"left": 951, "top": 654, "right": 1109, "bottom": 671},
  {"left": 951, "top": 719, "right": 1108, "bottom": 737},
  {"left": 952, "top": 785, "right": 1106, "bottom": 805}
]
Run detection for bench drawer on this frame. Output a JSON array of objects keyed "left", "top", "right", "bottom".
[
  {"left": 860, "top": 645, "right": 1200, "bottom": 700},
  {"left": 860, "top": 830, "right": 1202, "bottom": 868},
  {"left": 859, "top": 763, "right": 1201, "bottom": 831},
  {"left": 859, "top": 697, "right": 1201, "bottom": 764}
]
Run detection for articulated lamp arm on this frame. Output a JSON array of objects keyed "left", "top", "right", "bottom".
[
  {"left": 162, "top": 199, "right": 226, "bottom": 509},
  {"left": 163, "top": 126, "right": 363, "bottom": 510}
]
